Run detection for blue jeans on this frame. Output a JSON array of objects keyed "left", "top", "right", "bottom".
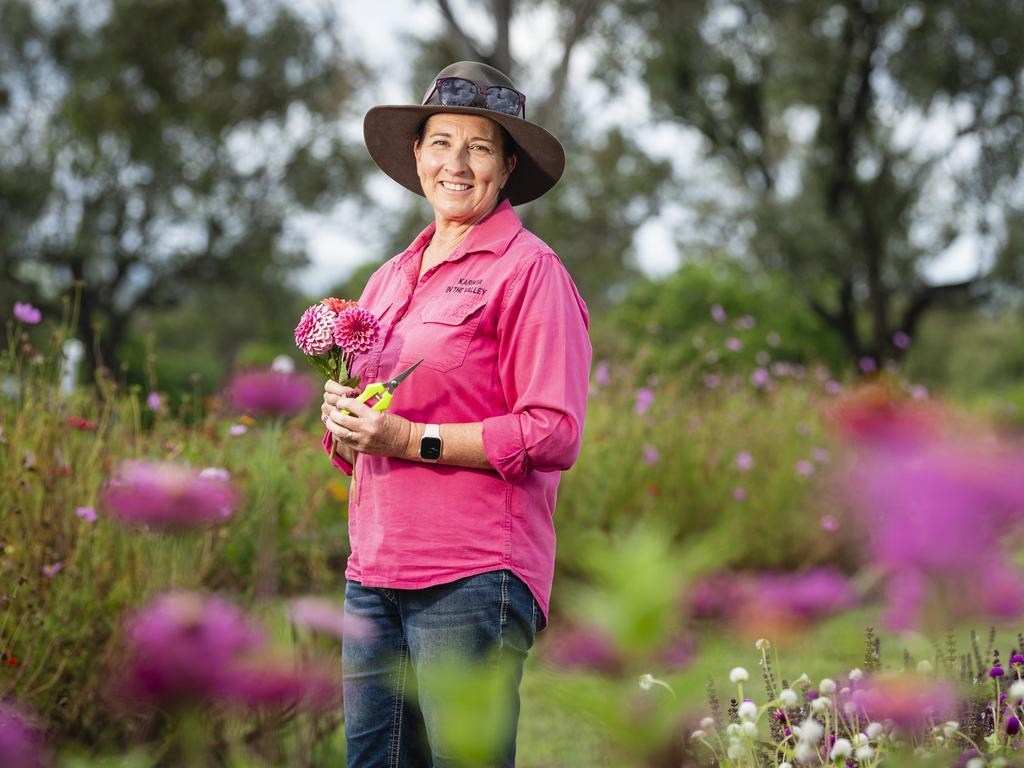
[{"left": 342, "top": 570, "right": 540, "bottom": 767}]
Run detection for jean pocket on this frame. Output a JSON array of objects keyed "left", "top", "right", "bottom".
[{"left": 400, "top": 298, "right": 487, "bottom": 372}]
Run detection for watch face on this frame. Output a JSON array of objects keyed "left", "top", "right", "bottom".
[{"left": 420, "top": 437, "right": 442, "bottom": 461}]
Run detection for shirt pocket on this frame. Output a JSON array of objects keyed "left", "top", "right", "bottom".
[{"left": 399, "top": 298, "right": 488, "bottom": 372}]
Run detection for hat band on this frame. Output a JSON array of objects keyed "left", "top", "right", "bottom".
[{"left": 423, "top": 77, "right": 527, "bottom": 119}]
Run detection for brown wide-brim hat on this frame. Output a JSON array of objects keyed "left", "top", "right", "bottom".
[{"left": 363, "top": 61, "right": 565, "bottom": 206}]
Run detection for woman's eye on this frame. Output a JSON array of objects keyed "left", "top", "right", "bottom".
[
  {"left": 471, "top": 144, "right": 492, "bottom": 153},
  {"left": 432, "top": 139, "right": 448, "bottom": 146}
]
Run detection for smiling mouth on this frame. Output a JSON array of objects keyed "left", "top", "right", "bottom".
[{"left": 441, "top": 181, "right": 472, "bottom": 192}]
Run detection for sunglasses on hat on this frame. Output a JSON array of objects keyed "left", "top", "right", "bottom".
[{"left": 424, "top": 77, "right": 527, "bottom": 119}]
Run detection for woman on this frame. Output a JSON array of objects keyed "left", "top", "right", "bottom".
[{"left": 320, "top": 60, "right": 591, "bottom": 767}]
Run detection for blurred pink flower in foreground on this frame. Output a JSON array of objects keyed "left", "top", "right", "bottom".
[
  {"left": 12, "top": 302, "right": 41, "bottom": 325},
  {"left": 75, "top": 506, "right": 96, "bottom": 523},
  {"left": 688, "top": 568, "right": 857, "bottom": 627},
  {"left": 101, "top": 461, "right": 238, "bottom": 531},
  {"left": 593, "top": 359, "right": 611, "bottom": 387},
  {"left": 146, "top": 392, "right": 162, "bottom": 412},
  {"left": 120, "top": 592, "right": 339, "bottom": 711},
  {"left": 710, "top": 304, "right": 726, "bottom": 324},
  {"left": 841, "top": 401, "right": 1024, "bottom": 629},
  {"left": 849, "top": 675, "right": 957, "bottom": 731},
  {"left": 0, "top": 700, "right": 47, "bottom": 768},
  {"left": 643, "top": 445, "right": 660, "bottom": 465},
  {"left": 288, "top": 597, "right": 374, "bottom": 641},
  {"left": 542, "top": 624, "right": 623, "bottom": 675},
  {"left": 734, "top": 451, "right": 754, "bottom": 471},
  {"left": 229, "top": 369, "right": 315, "bottom": 417}
]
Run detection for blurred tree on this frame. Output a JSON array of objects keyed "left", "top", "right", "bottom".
[
  {"left": 0, "top": 0, "right": 366, "bottom": 378},
  {"left": 380, "top": 0, "right": 672, "bottom": 311},
  {"left": 602, "top": 0, "right": 1024, "bottom": 366}
]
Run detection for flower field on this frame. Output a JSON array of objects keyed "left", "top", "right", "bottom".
[{"left": 4, "top": 301, "right": 1024, "bottom": 767}]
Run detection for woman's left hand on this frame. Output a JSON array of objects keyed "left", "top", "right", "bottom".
[{"left": 328, "top": 397, "right": 413, "bottom": 458}]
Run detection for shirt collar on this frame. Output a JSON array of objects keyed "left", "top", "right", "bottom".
[{"left": 395, "top": 199, "right": 523, "bottom": 272}]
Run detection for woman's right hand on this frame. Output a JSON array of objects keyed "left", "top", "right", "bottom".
[{"left": 322, "top": 380, "right": 361, "bottom": 458}]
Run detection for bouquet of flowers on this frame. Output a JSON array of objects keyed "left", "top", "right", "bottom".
[{"left": 294, "top": 298, "right": 381, "bottom": 457}]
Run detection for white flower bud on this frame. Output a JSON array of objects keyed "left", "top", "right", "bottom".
[
  {"left": 738, "top": 701, "right": 758, "bottom": 720},
  {"left": 700, "top": 716, "right": 715, "bottom": 730},
  {"left": 691, "top": 729, "right": 706, "bottom": 740},
  {"left": 852, "top": 733, "right": 868, "bottom": 747},
  {"left": 742, "top": 721, "right": 758, "bottom": 738},
  {"left": 830, "top": 738, "right": 852, "bottom": 760},
  {"left": 798, "top": 719, "right": 824, "bottom": 743},
  {"left": 779, "top": 688, "right": 798, "bottom": 707},
  {"left": 843, "top": 702, "right": 857, "bottom": 716},
  {"left": 756, "top": 638, "right": 770, "bottom": 650},
  {"left": 1011, "top": 680, "right": 1024, "bottom": 701},
  {"left": 916, "top": 659, "right": 932, "bottom": 674},
  {"left": 866, "top": 722, "right": 884, "bottom": 738},
  {"left": 795, "top": 673, "right": 810, "bottom": 685},
  {"left": 639, "top": 673, "right": 654, "bottom": 691},
  {"left": 855, "top": 746, "right": 874, "bottom": 761},
  {"left": 993, "top": 759, "right": 1008, "bottom": 768},
  {"left": 727, "top": 743, "right": 744, "bottom": 760},
  {"left": 848, "top": 668, "right": 864, "bottom": 680},
  {"left": 726, "top": 723, "right": 741, "bottom": 737},
  {"left": 730, "top": 667, "right": 749, "bottom": 683},
  {"left": 795, "top": 743, "right": 816, "bottom": 764},
  {"left": 819, "top": 678, "right": 836, "bottom": 694},
  {"left": 966, "top": 759, "right": 986, "bottom": 768},
  {"left": 779, "top": 763, "right": 793, "bottom": 768}
]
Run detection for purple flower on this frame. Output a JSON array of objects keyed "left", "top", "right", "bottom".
[
  {"left": 223, "top": 657, "right": 339, "bottom": 712},
  {"left": 1012, "top": 654, "right": 1024, "bottom": 666},
  {"left": 850, "top": 676, "right": 957, "bottom": 730},
  {"left": 101, "top": 460, "right": 238, "bottom": 531},
  {"left": 711, "top": 304, "right": 727, "bottom": 324},
  {"left": 819, "top": 515, "right": 839, "bottom": 532},
  {"left": 990, "top": 666, "right": 1005, "bottom": 678},
  {"left": 543, "top": 624, "right": 622, "bottom": 675},
  {"left": 146, "top": 392, "right": 162, "bottom": 412},
  {"left": 634, "top": 387, "right": 654, "bottom": 416},
  {"left": 825, "top": 380, "right": 843, "bottom": 395},
  {"left": 812, "top": 447, "right": 831, "bottom": 463},
  {"left": 12, "top": 303, "right": 41, "bottom": 325},
  {"left": 845, "top": 415, "right": 1024, "bottom": 629},
  {"left": 41, "top": 563, "right": 61, "bottom": 578},
  {"left": 0, "top": 701, "right": 47, "bottom": 768},
  {"left": 725, "top": 337, "right": 743, "bottom": 353},
  {"left": 755, "top": 568, "right": 858, "bottom": 621},
  {"left": 75, "top": 506, "right": 97, "bottom": 523},
  {"left": 858, "top": 357, "right": 877, "bottom": 374},
  {"left": 732, "top": 487, "right": 747, "bottom": 502},
  {"left": 795, "top": 460, "right": 815, "bottom": 477},
  {"left": 703, "top": 373, "right": 721, "bottom": 389},
  {"left": 910, "top": 384, "right": 929, "bottom": 401},
  {"left": 750, "top": 368, "right": 770, "bottom": 388},
  {"left": 736, "top": 315, "right": 756, "bottom": 331},
  {"left": 643, "top": 444, "right": 660, "bottom": 465},
  {"left": 119, "top": 591, "right": 265, "bottom": 706},
  {"left": 229, "top": 423, "right": 248, "bottom": 437},
  {"left": 893, "top": 331, "right": 911, "bottom": 350},
  {"left": 734, "top": 451, "right": 754, "bottom": 472},
  {"left": 1005, "top": 710, "right": 1021, "bottom": 735},
  {"left": 594, "top": 360, "right": 611, "bottom": 387},
  {"left": 229, "top": 369, "right": 315, "bottom": 417}
]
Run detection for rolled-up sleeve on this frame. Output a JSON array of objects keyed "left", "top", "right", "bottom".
[
  {"left": 321, "top": 430, "right": 354, "bottom": 475},
  {"left": 481, "top": 252, "right": 592, "bottom": 483}
]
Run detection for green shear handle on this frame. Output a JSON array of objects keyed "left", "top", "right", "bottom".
[{"left": 341, "top": 359, "right": 423, "bottom": 417}]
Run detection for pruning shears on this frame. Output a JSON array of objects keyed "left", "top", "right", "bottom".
[{"left": 342, "top": 359, "right": 423, "bottom": 416}]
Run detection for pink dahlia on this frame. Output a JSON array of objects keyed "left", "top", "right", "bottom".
[
  {"left": 294, "top": 304, "right": 336, "bottom": 356},
  {"left": 229, "top": 369, "right": 314, "bottom": 416},
  {"left": 101, "top": 460, "right": 238, "bottom": 531},
  {"left": 321, "top": 297, "right": 358, "bottom": 314},
  {"left": 334, "top": 307, "right": 380, "bottom": 355}
]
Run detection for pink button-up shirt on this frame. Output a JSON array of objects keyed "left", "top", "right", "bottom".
[{"left": 322, "top": 199, "right": 591, "bottom": 621}]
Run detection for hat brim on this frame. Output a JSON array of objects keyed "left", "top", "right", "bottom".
[{"left": 363, "top": 105, "right": 565, "bottom": 206}]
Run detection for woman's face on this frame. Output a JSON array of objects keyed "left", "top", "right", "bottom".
[{"left": 414, "top": 113, "right": 516, "bottom": 227}]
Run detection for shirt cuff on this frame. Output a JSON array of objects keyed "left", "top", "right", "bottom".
[
  {"left": 322, "top": 430, "right": 353, "bottom": 476},
  {"left": 482, "top": 414, "right": 528, "bottom": 483}
]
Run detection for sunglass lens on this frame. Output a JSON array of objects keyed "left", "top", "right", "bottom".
[
  {"left": 438, "top": 78, "right": 477, "bottom": 107},
  {"left": 486, "top": 86, "right": 522, "bottom": 116}
]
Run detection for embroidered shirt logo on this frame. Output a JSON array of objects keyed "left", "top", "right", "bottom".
[{"left": 445, "top": 278, "right": 487, "bottom": 296}]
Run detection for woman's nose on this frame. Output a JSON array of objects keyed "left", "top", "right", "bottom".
[{"left": 443, "top": 147, "right": 470, "bottom": 174}]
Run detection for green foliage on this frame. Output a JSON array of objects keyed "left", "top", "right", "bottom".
[
  {"left": 592, "top": 260, "right": 849, "bottom": 379},
  {"left": 0, "top": 0, "right": 367, "bottom": 376}
]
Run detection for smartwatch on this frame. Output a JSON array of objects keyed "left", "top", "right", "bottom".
[{"left": 419, "top": 424, "right": 442, "bottom": 462}]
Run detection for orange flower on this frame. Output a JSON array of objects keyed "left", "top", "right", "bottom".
[{"left": 321, "top": 297, "right": 358, "bottom": 314}]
